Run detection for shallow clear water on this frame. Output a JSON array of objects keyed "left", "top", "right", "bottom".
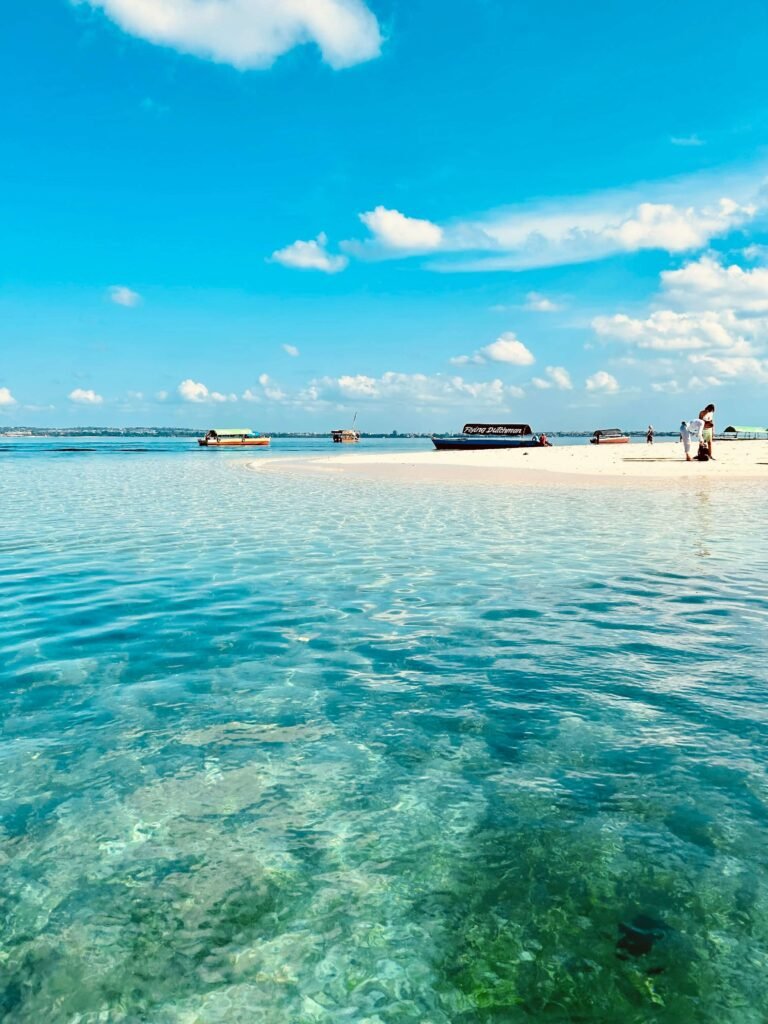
[{"left": 2, "top": 444, "right": 768, "bottom": 1023}]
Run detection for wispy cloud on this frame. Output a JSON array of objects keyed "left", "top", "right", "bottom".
[
  {"left": 524, "top": 291, "right": 561, "bottom": 312},
  {"left": 270, "top": 233, "right": 348, "bottom": 274},
  {"left": 670, "top": 134, "right": 705, "bottom": 147},
  {"left": 82, "top": 0, "right": 382, "bottom": 70},
  {"left": 69, "top": 388, "right": 103, "bottom": 404},
  {"left": 282, "top": 344, "right": 300, "bottom": 357},
  {"left": 109, "top": 285, "right": 141, "bottom": 307},
  {"left": 302, "top": 371, "right": 525, "bottom": 407}
]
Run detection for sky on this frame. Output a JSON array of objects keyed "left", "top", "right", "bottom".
[{"left": 2, "top": 0, "right": 768, "bottom": 431}]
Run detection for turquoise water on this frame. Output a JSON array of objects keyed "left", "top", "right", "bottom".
[{"left": 2, "top": 443, "right": 768, "bottom": 1023}]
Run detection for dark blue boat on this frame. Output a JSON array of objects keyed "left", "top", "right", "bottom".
[{"left": 431, "top": 423, "right": 547, "bottom": 450}]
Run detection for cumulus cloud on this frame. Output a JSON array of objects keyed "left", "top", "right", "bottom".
[
  {"left": 69, "top": 388, "right": 103, "bottom": 404},
  {"left": 592, "top": 309, "right": 754, "bottom": 352},
  {"left": 303, "top": 371, "right": 524, "bottom": 407},
  {"left": 453, "top": 332, "right": 535, "bottom": 367},
  {"left": 688, "top": 353, "right": 768, "bottom": 383},
  {"left": 270, "top": 233, "right": 348, "bottom": 273},
  {"left": 258, "top": 373, "right": 286, "bottom": 401},
  {"left": 82, "top": 0, "right": 382, "bottom": 70},
  {"left": 282, "top": 343, "right": 300, "bottom": 357},
  {"left": 426, "top": 169, "right": 762, "bottom": 272},
  {"left": 532, "top": 366, "right": 572, "bottom": 390},
  {"left": 108, "top": 284, "right": 141, "bottom": 307},
  {"left": 0, "top": 386, "right": 16, "bottom": 406},
  {"left": 593, "top": 253, "right": 768, "bottom": 385},
  {"left": 660, "top": 255, "right": 768, "bottom": 312},
  {"left": 178, "top": 379, "right": 235, "bottom": 403},
  {"left": 651, "top": 380, "right": 684, "bottom": 394},
  {"left": 585, "top": 371, "right": 619, "bottom": 393},
  {"left": 355, "top": 207, "right": 444, "bottom": 252}
]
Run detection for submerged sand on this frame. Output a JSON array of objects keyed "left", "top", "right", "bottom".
[{"left": 255, "top": 439, "right": 768, "bottom": 488}]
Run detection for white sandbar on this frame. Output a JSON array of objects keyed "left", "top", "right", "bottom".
[{"left": 255, "top": 440, "right": 768, "bottom": 488}]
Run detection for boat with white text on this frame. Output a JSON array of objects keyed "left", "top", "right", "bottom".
[{"left": 431, "top": 423, "right": 548, "bottom": 451}]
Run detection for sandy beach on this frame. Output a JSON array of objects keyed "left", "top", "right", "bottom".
[{"left": 257, "top": 439, "right": 768, "bottom": 487}]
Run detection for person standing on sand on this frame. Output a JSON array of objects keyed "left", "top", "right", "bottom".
[
  {"left": 699, "top": 403, "right": 715, "bottom": 460},
  {"left": 679, "top": 420, "right": 694, "bottom": 461},
  {"left": 646, "top": 424, "right": 654, "bottom": 444}
]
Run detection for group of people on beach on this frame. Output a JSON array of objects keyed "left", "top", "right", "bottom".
[{"left": 679, "top": 404, "right": 716, "bottom": 462}]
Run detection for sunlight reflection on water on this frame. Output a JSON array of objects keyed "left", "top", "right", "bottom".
[{"left": 1, "top": 450, "right": 768, "bottom": 1022}]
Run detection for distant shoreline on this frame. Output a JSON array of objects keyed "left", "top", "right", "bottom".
[{"left": 1, "top": 427, "right": 684, "bottom": 439}]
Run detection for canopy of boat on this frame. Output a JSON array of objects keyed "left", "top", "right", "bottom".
[
  {"left": 208, "top": 428, "right": 256, "bottom": 436},
  {"left": 592, "top": 428, "right": 625, "bottom": 437}
]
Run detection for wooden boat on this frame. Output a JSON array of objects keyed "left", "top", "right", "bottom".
[
  {"left": 331, "top": 428, "right": 360, "bottom": 443},
  {"left": 589, "top": 428, "right": 629, "bottom": 445},
  {"left": 198, "top": 429, "right": 270, "bottom": 447},
  {"left": 432, "top": 423, "right": 546, "bottom": 450}
]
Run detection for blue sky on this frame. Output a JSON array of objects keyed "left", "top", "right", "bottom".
[{"left": 2, "top": 0, "right": 768, "bottom": 430}]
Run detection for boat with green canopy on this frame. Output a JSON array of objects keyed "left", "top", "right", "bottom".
[
  {"left": 718, "top": 425, "right": 768, "bottom": 440},
  {"left": 198, "top": 429, "right": 270, "bottom": 447}
]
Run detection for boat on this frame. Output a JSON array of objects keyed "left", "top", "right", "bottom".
[
  {"left": 332, "top": 413, "right": 360, "bottom": 443},
  {"left": 197, "top": 429, "right": 270, "bottom": 447},
  {"left": 589, "top": 428, "right": 629, "bottom": 445},
  {"left": 718, "top": 425, "right": 768, "bottom": 440},
  {"left": 431, "top": 423, "right": 547, "bottom": 451},
  {"left": 331, "top": 429, "right": 360, "bottom": 444}
]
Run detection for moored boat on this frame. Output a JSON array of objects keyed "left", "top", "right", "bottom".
[
  {"left": 331, "top": 428, "right": 360, "bottom": 443},
  {"left": 198, "top": 429, "right": 270, "bottom": 447},
  {"left": 432, "top": 423, "right": 547, "bottom": 450},
  {"left": 589, "top": 428, "right": 629, "bottom": 445}
]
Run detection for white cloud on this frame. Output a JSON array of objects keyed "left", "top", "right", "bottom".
[
  {"left": 670, "top": 134, "right": 705, "bottom": 147},
  {"left": 688, "top": 353, "right": 768, "bottom": 383},
  {"left": 592, "top": 309, "right": 755, "bottom": 352},
  {"left": 357, "top": 206, "right": 443, "bottom": 252},
  {"left": 0, "top": 387, "right": 16, "bottom": 406},
  {"left": 282, "top": 343, "right": 300, "bottom": 357},
  {"left": 651, "top": 380, "right": 684, "bottom": 394},
  {"left": 532, "top": 365, "right": 572, "bottom": 390},
  {"left": 481, "top": 332, "right": 535, "bottom": 365},
  {"left": 258, "top": 372, "right": 286, "bottom": 401},
  {"left": 270, "top": 233, "right": 348, "bottom": 273},
  {"left": 453, "top": 332, "right": 535, "bottom": 367},
  {"left": 607, "top": 199, "right": 755, "bottom": 254},
  {"left": 82, "top": 0, "right": 382, "bottom": 70},
  {"left": 425, "top": 166, "right": 763, "bottom": 272},
  {"left": 524, "top": 291, "right": 560, "bottom": 312},
  {"left": 69, "top": 388, "right": 104, "bottom": 404},
  {"left": 743, "top": 244, "right": 768, "bottom": 263},
  {"left": 660, "top": 255, "right": 768, "bottom": 312},
  {"left": 178, "top": 378, "right": 235, "bottom": 403},
  {"left": 155, "top": 390, "right": 169, "bottom": 401},
  {"left": 303, "top": 371, "right": 524, "bottom": 407},
  {"left": 585, "top": 371, "right": 619, "bottom": 393},
  {"left": 108, "top": 284, "right": 141, "bottom": 307}
]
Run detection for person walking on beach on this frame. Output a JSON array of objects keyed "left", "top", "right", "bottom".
[
  {"left": 699, "top": 403, "right": 715, "bottom": 460},
  {"left": 646, "top": 424, "right": 654, "bottom": 445}
]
